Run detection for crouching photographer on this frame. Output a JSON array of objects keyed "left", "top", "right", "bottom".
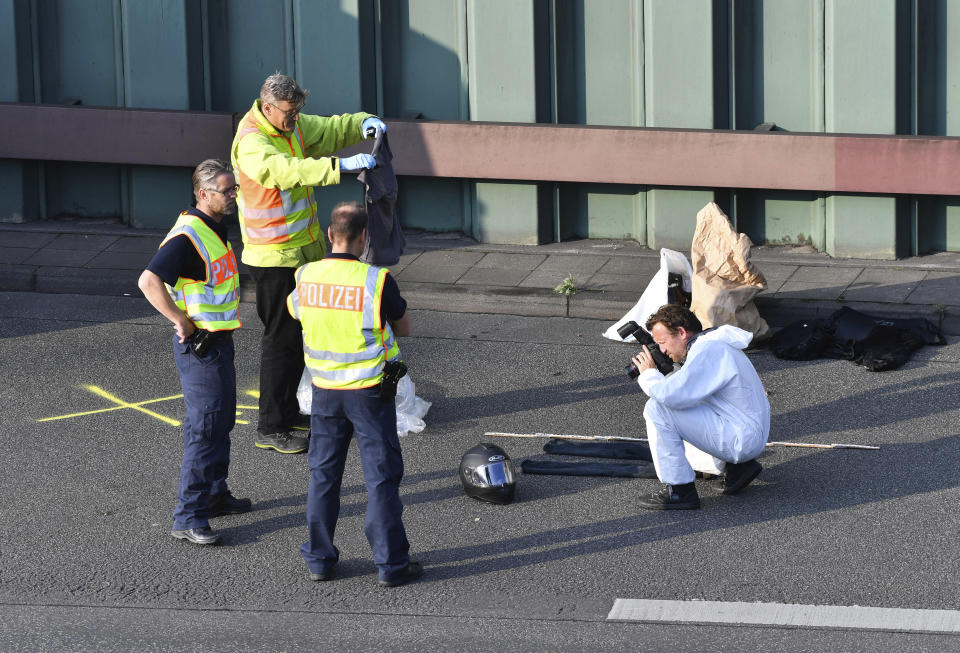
[{"left": 632, "top": 304, "right": 770, "bottom": 510}]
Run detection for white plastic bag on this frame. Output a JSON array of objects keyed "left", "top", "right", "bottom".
[
  {"left": 394, "top": 375, "right": 432, "bottom": 437},
  {"left": 296, "top": 368, "right": 313, "bottom": 416},
  {"left": 603, "top": 248, "right": 693, "bottom": 342},
  {"left": 296, "top": 368, "right": 432, "bottom": 438}
]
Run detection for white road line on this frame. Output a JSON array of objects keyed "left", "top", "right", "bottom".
[{"left": 607, "top": 598, "right": 960, "bottom": 634}]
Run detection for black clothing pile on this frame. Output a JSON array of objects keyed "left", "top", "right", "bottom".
[
  {"left": 769, "top": 307, "right": 945, "bottom": 371},
  {"left": 520, "top": 438, "right": 658, "bottom": 478}
]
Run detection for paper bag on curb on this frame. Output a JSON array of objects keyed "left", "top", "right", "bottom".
[{"left": 689, "top": 202, "right": 770, "bottom": 341}]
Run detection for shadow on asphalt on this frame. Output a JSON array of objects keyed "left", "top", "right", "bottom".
[
  {"left": 409, "top": 430, "right": 960, "bottom": 582},
  {"left": 426, "top": 374, "right": 636, "bottom": 425},
  {"left": 771, "top": 370, "right": 960, "bottom": 437}
]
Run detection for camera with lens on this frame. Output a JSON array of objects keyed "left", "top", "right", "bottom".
[{"left": 619, "top": 320, "right": 675, "bottom": 378}]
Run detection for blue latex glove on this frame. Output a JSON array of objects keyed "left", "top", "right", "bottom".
[
  {"left": 339, "top": 153, "right": 376, "bottom": 172},
  {"left": 361, "top": 117, "right": 386, "bottom": 138}
]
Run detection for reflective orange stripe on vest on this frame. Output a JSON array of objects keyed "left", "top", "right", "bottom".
[{"left": 235, "top": 113, "right": 317, "bottom": 246}]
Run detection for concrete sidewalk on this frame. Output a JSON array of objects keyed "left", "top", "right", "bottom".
[{"left": 3, "top": 218, "right": 960, "bottom": 334}]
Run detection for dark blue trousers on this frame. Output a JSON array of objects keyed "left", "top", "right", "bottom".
[
  {"left": 301, "top": 385, "right": 410, "bottom": 580},
  {"left": 172, "top": 332, "right": 236, "bottom": 530}
]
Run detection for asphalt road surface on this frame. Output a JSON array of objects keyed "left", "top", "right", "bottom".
[{"left": 2, "top": 291, "right": 960, "bottom": 652}]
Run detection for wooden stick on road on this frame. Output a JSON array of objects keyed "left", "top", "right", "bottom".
[{"left": 484, "top": 432, "right": 880, "bottom": 450}]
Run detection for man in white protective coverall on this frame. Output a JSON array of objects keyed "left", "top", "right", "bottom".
[{"left": 632, "top": 304, "right": 770, "bottom": 510}]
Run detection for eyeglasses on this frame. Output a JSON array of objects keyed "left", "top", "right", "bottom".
[
  {"left": 268, "top": 101, "right": 304, "bottom": 119},
  {"left": 206, "top": 185, "right": 239, "bottom": 196}
]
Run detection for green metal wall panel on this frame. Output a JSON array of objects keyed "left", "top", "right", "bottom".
[
  {"left": 734, "top": 0, "right": 824, "bottom": 132},
  {"left": 121, "top": 0, "right": 193, "bottom": 110},
  {"left": 0, "top": 0, "right": 30, "bottom": 102},
  {"left": 826, "top": 195, "right": 899, "bottom": 259},
  {"left": 647, "top": 188, "right": 714, "bottom": 251},
  {"left": 555, "top": 0, "right": 645, "bottom": 242},
  {"left": 466, "top": 0, "right": 544, "bottom": 244},
  {"left": 121, "top": 0, "right": 197, "bottom": 228},
  {"left": 395, "top": 178, "right": 465, "bottom": 232},
  {"left": 736, "top": 190, "right": 825, "bottom": 248},
  {"left": 381, "top": 0, "right": 469, "bottom": 236},
  {"left": 643, "top": 0, "right": 713, "bottom": 129},
  {"left": 825, "top": 0, "right": 897, "bottom": 134},
  {"left": 556, "top": 0, "right": 643, "bottom": 127},
  {"left": 34, "top": 0, "right": 122, "bottom": 221},
  {"left": 916, "top": 0, "right": 960, "bottom": 253},
  {"left": 43, "top": 162, "right": 121, "bottom": 220},
  {"left": 0, "top": 0, "right": 34, "bottom": 222},
  {"left": 3, "top": 0, "right": 960, "bottom": 257},
  {"left": 294, "top": 0, "right": 364, "bottom": 114},
  {"left": 644, "top": 0, "right": 715, "bottom": 252},
  {"left": 559, "top": 184, "right": 645, "bottom": 241},
  {"left": 467, "top": 0, "right": 537, "bottom": 122},
  {"left": 381, "top": 0, "right": 467, "bottom": 120},
  {"left": 36, "top": 0, "right": 120, "bottom": 106},
  {"left": 732, "top": 1, "right": 826, "bottom": 251},
  {"left": 824, "top": 0, "right": 901, "bottom": 259},
  {"left": 207, "top": 0, "right": 294, "bottom": 113},
  {"left": 917, "top": 197, "right": 960, "bottom": 254},
  {"left": 127, "top": 166, "right": 193, "bottom": 229},
  {"left": 473, "top": 181, "right": 543, "bottom": 245}
]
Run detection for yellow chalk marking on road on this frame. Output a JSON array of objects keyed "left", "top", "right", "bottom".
[
  {"left": 39, "top": 385, "right": 257, "bottom": 428},
  {"left": 245, "top": 390, "right": 260, "bottom": 399},
  {"left": 38, "top": 390, "right": 184, "bottom": 423},
  {"left": 81, "top": 385, "right": 181, "bottom": 426}
]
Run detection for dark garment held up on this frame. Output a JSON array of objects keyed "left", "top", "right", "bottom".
[{"left": 358, "top": 132, "right": 405, "bottom": 266}]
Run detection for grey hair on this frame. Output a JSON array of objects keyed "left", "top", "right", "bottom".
[
  {"left": 260, "top": 73, "right": 309, "bottom": 105},
  {"left": 192, "top": 159, "right": 233, "bottom": 201}
]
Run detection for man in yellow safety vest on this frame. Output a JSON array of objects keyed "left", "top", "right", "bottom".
[
  {"left": 138, "top": 159, "right": 251, "bottom": 546},
  {"left": 231, "top": 72, "right": 385, "bottom": 455},
  {"left": 287, "top": 201, "right": 422, "bottom": 587}
]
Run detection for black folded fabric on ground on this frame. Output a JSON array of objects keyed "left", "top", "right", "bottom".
[
  {"left": 521, "top": 459, "right": 658, "bottom": 478},
  {"left": 769, "top": 306, "right": 944, "bottom": 371},
  {"left": 543, "top": 438, "right": 653, "bottom": 461}
]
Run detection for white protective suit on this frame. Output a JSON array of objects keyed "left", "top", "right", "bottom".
[{"left": 638, "top": 325, "right": 770, "bottom": 485}]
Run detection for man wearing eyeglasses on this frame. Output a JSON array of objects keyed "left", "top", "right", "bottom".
[
  {"left": 231, "top": 73, "right": 385, "bottom": 455},
  {"left": 138, "top": 159, "right": 251, "bottom": 546}
]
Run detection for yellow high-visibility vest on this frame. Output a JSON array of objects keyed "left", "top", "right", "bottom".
[
  {"left": 287, "top": 258, "right": 400, "bottom": 389},
  {"left": 161, "top": 212, "right": 241, "bottom": 332},
  {"left": 232, "top": 105, "right": 320, "bottom": 254},
  {"left": 231, "top": 100, "right": 370, "bottom": 268}
]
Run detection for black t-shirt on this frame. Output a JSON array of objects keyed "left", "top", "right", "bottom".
[
  {"left": 324, "top": 252, "right": 407, "bottom": 323},
  {"left": 146, "top": 207, "right": 229, "bottom": 285}
]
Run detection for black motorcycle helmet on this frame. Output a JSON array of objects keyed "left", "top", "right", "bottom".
[{"left": 459, "top": 443, "right": 516, "bottom": 504}]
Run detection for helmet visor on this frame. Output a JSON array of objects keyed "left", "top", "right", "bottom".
[{"left": 471, "top": 460, "right": 515, "bottom": 487}]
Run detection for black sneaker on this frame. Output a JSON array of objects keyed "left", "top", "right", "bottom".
[
  {"left": 291, "top": 414, "right": 311, "bottom": 432},
  {"left": 255, "top": 431, "right": 308, "bottom": 454},
  {"left": 309, "top": 568, "right": 336, "bottom": 582},
  {"left": 638, "top": 482, "right": 700, "bottom": 510},
  {"left": 378, "top": 561, "right": 424, "bottom": 588},
  {"left": 171, "top": 526, "right": 220, "bottom": 545},
  {"left": 722, "top": 459, "right": 762, "bottom": 495},
  {"left": 209, "top": 492, "right": 252, "bottom": 517}
]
